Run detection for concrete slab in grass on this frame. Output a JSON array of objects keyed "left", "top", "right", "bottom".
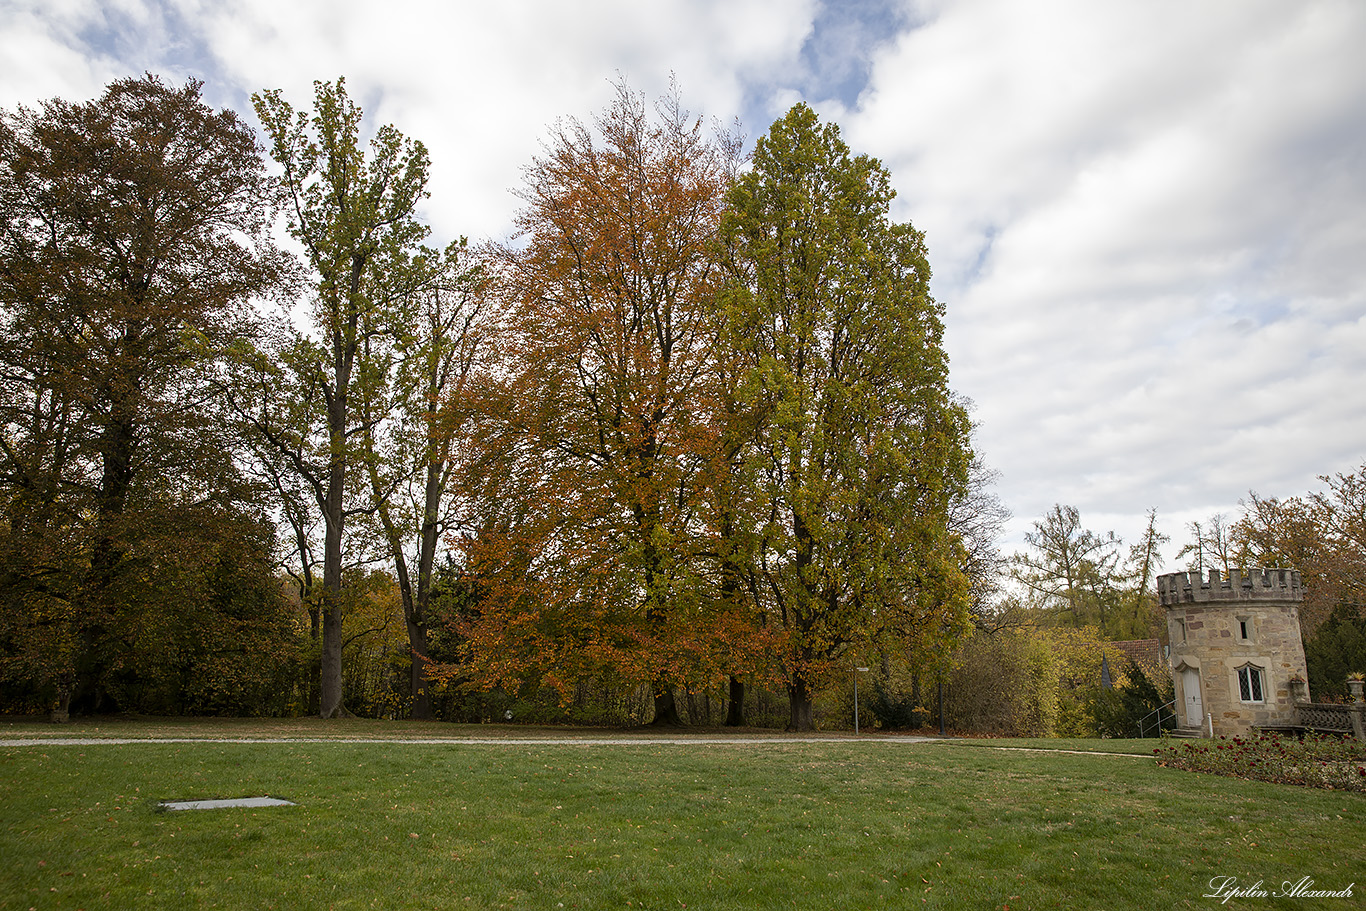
[{"left": 158, "top": 796, "right": 295, "bottom": 811}]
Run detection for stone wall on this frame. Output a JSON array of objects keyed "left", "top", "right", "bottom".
[{"left": 1159, "top": 569, "right": 1309, "bottom": 736}]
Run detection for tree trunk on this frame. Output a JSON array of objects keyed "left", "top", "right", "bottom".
[
  {"left": 319, "top": 590, "right": 345, "bottom": 718},
  {"left": 70, "top": 396, "right": 137, "bottom": 716},
  {"left": 50, "top": 681, "right": 72, "bottom": 723},
  {"left": 787, "top": 677, "right": 815, "bottom": 732},
  {"left": 318, "top": 452, "right": 346, "bottom": 719},
  {"left": 408, "top": 620, "right": 432, "bottom": 720},
  {"left": 318, "top": 325, "right": 356, "bottom": 720},
  {"left": 725, "top": 676, "right": 746, "bottom": 726},
  {"left": 650, "top": 685, "right": 684, "bottom": 726},
  {"left": 407, "top": 459, "right": 444, "bottom": 721}
]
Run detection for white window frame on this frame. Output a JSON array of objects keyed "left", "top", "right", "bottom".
[{"left": 1236, "top": 664, "right": 1266, "bottom": 704}]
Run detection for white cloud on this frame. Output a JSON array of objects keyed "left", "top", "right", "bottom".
[
  {"left": 844, "top": 0, "right": 1366, "bottom": 561},
  {"left": 187, "top": 0, "right": 815, "bottom": 243},
  {"left": 3, "top": 0, "right": 1363, "bottom": 573},
  {"left": 0, "top": 2, "right": 126, "bottom": 107}
]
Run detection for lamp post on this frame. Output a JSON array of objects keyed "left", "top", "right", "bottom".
[{"left": 854, "top": 667, "right": 869, "bottom": 735}]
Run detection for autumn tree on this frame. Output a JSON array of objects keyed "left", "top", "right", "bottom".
[
  {"left": 1127, "top": 508, "right": 1168, "bottom": 607},
  {"left": 247, "top": 78, "right": 432, "bottom": 718},
  {"left": 1011, "top": 504, "right": 1123, "bottom": 632},
  {"left": 948, "top": 435, "right": 1011, "bottom": 626},
  {"left": 719, "top": 103, "right": 973, "bottom": 731},
  {"left": 1176, "top": 513, "right": 1234, "bottom": 577},
  {"left": 1303, "top": 465, "right": 1366, "bottom": 620},
  {"left": 1233, "top": 465, "right": 1366, "bottom": 636},
  {"left": 0, "top": 75, "right": 293, "bottom": 717},
  {"left": 355, "top": 242, "right": 492, "bottom": 719},
  {"left": 1119, "top": 507, "right": 1169, "bottom": 640},
  {"left": 465, "top": 82, "right": 738, "bottom": 724}
]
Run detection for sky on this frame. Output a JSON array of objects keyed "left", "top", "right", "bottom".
[{"left": 3, "top": 0, "right": 1364, "bottom": 572}]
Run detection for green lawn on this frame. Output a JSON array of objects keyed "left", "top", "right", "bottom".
[
  {"left": 940, "top": 737, "right": 1164, "bottom": 755},
  {"left": 1, "top": 724, "right": 1361, "bottom": 910}
]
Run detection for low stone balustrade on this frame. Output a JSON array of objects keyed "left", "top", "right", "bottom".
[{"left": 1289, "top": 687, "right": 1366, "bottom": 741}]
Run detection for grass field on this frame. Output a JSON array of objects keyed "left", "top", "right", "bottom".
[{"left": 2, "top": 720, "right": 1362, "bottom": 910}]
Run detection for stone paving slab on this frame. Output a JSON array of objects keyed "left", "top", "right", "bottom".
[{"left": 159, "top": 796, "right": 295, "bottom": 811}]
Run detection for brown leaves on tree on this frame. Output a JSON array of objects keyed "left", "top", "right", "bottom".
[{"left": 0, "top": 75, "right": 294, "bottom": 716}]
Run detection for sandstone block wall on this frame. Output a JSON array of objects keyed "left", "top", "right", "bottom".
[{"left": 1159, "top": 569, "right": 1308, "bottom": 735}]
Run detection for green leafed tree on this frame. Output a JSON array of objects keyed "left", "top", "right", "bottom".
[
  {"left": 0, "top": 75, "right": 293, "bottom": 717},
  {"left": 354, "top": 241, "right": 493, "bottom": 719},
  {"left": 1011, "top": 504, "right": 1123, "bottom": 632},
  {"left": 1118, "top": 507, "right": 1169, "bottom": 640},
  {"left": 247, "top": 78, "right": 432, "bottom": 718},
  {"left": 718, "top": 103, "right": 973, "bottom": 731}
]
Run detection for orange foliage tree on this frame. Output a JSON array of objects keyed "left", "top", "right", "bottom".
[
  {"left": 1234, "top": 464, "right": 1366, "bottom": 636},
  {"left": 453, "top": 82, "right": 766, "bottom": 723}
]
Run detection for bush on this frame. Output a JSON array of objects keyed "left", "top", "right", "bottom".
[
  {"left": 1156, "top": 730, "right": 1366, "bottom": 791},
  {"left": 1084, "top": 659, "right": 1175, "bottom": 738},
  {"left": 1305, "top": 604, "right": 1366, "bottom": 701},
  {"left": 869, "top": 683, "right": 929, "bottom": 730}
]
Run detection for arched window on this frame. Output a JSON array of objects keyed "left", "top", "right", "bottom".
[{"left": 1236, "top": 664, "right": 1265, "bottom": 703}]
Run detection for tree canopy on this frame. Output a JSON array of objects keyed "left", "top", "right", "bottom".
[
  {"left": 719, "top": 103, "right": 973, "bottom": 729},
  {"left": 0, "top": 74, "right": 294, "bottom": 716},
  {"left": 246, "top": 77, "right": 434, "bottom": 718},
  {"left": 455, "top": 83, "right": 741, "bottom": 723},
  {"left": 2, "top": 74, "right": 1153, "bottom": 729}
]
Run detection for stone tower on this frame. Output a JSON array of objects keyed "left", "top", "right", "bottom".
[{"left": 1158, "top": 568, "right": 1309, "bottom": 737}]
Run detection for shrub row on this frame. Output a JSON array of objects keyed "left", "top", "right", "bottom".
[{"left": 1156, "top": 731, "right": 1366, "bottom": 791}]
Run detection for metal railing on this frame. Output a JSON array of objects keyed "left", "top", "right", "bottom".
[{"left": 1137, "top": 700, "right": 1176, "bottom": 738}]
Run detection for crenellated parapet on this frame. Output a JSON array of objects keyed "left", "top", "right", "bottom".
[
  {"left": 1157, "top": 568, "right": 1302, "bottom": 606},
  {"left": 1162, "top": 567, "right": 1308, "bottom": 737}
]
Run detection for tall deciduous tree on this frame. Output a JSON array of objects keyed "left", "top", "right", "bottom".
[
  {"left": 948, "top": 433, "right": 1012, "bottom": 626},
  {"left": 249, "top": 78, "right": 431, "bottom": 718},
  {"left": 1303, "top": 466, "right": 1366, "bottom": 625},
  {"left": 467, "top": 82, "right": 737, "bottom": 724},
  {"left": 1121, "top": 507, "right": 1169, "bottom": 639},
  {"left": 1176, "top": 513, "right": 1234, "bottom": 577},
  {"left": 0, "top": 75, "right": 291, "bottom": 717},
  {"left": 355, "top": 241, "right": 491, "bottom": 719},
  {"left": 719, "top": 103, "right": 973, "bottom": 731}
]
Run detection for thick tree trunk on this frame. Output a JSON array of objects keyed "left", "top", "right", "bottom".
[
  {"left": 685, "top": 690, "right": 707, "bottom": 726},
  {"left": 70, "top": 397, "right": 137, "bottom": 716},
  {"left": 318, "top": 321, "right": 358, "bottom": 721},
  {"left": 318, "top": 449, "right": 346, "bottom": 719},
  {"left": 787, "top": 677, "right": 815, "bottom": 732},
  {"left": 408, "top": 620, "right": 432, "bottom": 720},
  {"left": 725, "top": 676, "right": 746, "bottom": 726},
  {"left": 407, "top": 461, "right": 443, "bottom": 721},
  {"left": 319, "top": 591, "right": 344, "bottom": 718},
  {"left": 650, "top": 685, "right": 684, "bottom": 726}
]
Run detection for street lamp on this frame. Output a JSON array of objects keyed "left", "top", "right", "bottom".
[{"left": 854, "top": 667, "right": 870, "bottom": 735}]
